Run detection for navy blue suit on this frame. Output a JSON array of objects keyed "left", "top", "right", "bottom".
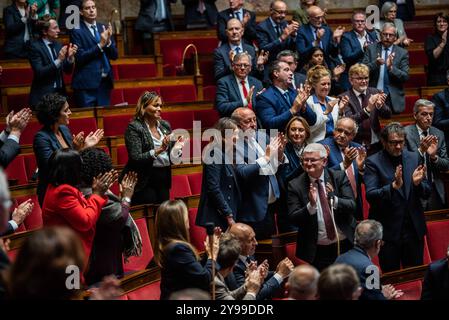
[
  {"left": 421, "top": 258, "right": 449, "bottom": 300},
  {"left": 319, "top": 137, "right": 364, "bottom": 220},
  {"left": 182, "top": 0, "right": 218, "bottom": 27},
  {"left": 213, "top": 42, "right": 257, "bottom": 81},
  {"left": 3, "top": 4, "right": 35, "bottom": 59},
  {"left": 33, "top": 125, "right": 73, "bottom": 206},
  {"left": 365, "top": 149, "right": 431, "bottom": 272},
  {"left": 255, "top": 85, "right": 316, "bottom": 131},
  {"left": 335, "top": 246, "right": 386, "bottom": 300},
  {"left": 0, "top": 137, "right": 20, "bottom": 169},
  {"left": 432, "top": 88, "right": 449, "bottom": 148},
  {"left": 70, "top": 21, "right": 118, "bottom": 107},
  {"left": 215, "top": 74, "right": 263, "bottom": 117},
  {"left": 216, "top": 8, "right": 257, "bottom": 44},
  {"left": 296, "top": 24, "right": 339, "bottom": 69}
]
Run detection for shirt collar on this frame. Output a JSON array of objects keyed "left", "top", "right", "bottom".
[
  {"left": 352, "top": 88, "right": 366, "bottom": 96},
  {"left": 235, "top": 75, "right": 248, "bottom": 84},
  {"left": 416, "top": 124, "right": 428, "bottom": 136},
  {"left": 275, "top": 86, "right": 289, "bottom": 95},
  {"left": 269, "top": 17, "right": 279, "bottom": 28},
  {"left": 230, "top": 42, "right": 243, "bottom": 51},
  {"left": 43, "top": 38, "right": 52, "bottom": 46},
  {"left": 84, "top": 20, "right": 97, "bottom": 29},
  {"left": 354, "top": 30, "right": 367, "bottom": 39},
  {"left": 308, "top": 171, "right": 325, "bottom": 183},
  {"left": 312, "top": 94, "right": 330, "bottom": 105}
]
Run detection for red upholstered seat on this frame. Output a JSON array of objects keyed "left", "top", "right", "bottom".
[
  {"left": 170, "top": 175, "right": 192, "bottom": 199},
  {"left": 409, "top": 50, "right": 428, "bottom": 66},
  {"left": 5, "top": 155, "right": 27, "bottom": 185},
  {"left": 160, "top": 85, "right": 197, "bottom": 103},
  {"left": 68, "top": 117, "right": 98, "bottom": 135},
  {"left": 426, "top": 220, "right": 449, "bottom": 261},
  {"left": 123, "top": 87, "right": 161, "bottom": 105},
  {"left": 163, "top": 110, "right": 195, "bottom": 130},
  {"left": 405, "top": 95, "right": 419, "bottom": 114},
  {"left": 6, "top": 93, "right": 29, "bottom": 113},
  {"left": 285, "top": 243, "right": 308, "bottom": 266},
  {"left": 23, "top": 153, "right": 37, "bottom": 182},
  {"left": 123, "top": 217, "right": 154, "bottom": 272},
  {"left": 0, "top": 68, "right": 33, "bottom": 86},
  {"left": 405, "top": 73, "right": 426, "bottom": 88},
  {"left": 203, "top": 85, "right": 217, "bottom": 101},
  {"left": 102, "top": 114, "right": 132, "bottom": 137},
  {"left": 187, "top": 173, "right": 202, "bottom": 195},
  {"left": 394, "top": 280, "right": 422, "bottom": 300},
  {"left": 405, "top": 27, "right": 433, "bottom": 43},
  {"left": 126, "top": 281, "right": 161, "bottom": 300},
  {"left": 116, "top": 145, "right": 128, "bottom": 165},
  {"left": 188, "top": 208, "right": 206, "bottom": 252},
  {"left": 110, "top": 89, "right": 124, "bottom": 106},
  {"left": 12, "top": 194, "right": 43, "bottom": 230},
  {"left": 360, "top": 183, "right": 370, "bottom": 220},
  {"left": 19, "top": 120, "right": 41, "bottom": 145},
  {"left": 117, "top": 64, "right": 157, "bottom": 79},
  {"left": 194, "top": 109, "right": 220, "bottom": 129}
]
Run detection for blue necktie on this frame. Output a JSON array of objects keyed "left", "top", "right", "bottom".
[
  {"left": 383, "top": 48, "right": 390, "bottom": 95},
  {"left": 235, "top": 46, "right": 241, "bottom": 54},
  {"left": 283, "top": 92, "right": 291, "bottom": 106},
  {"left": 91, "top": 25, "right": 111, "bottom": 75},
  {"left": 234, "top": 11, "right": 240, "bottom": 21},
  {"left": 321, "top": 101, "right": 334, "bottom": 137}
]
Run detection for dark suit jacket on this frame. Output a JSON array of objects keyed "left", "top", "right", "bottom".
[
  {"left": 287, "top": 168, "right": 357, "bottom": 263},
  {"left": 255, "top": 85, "right": 317, "bottom": 131},
  {"left": 319, "top": 137, "right": 363, "bottom": 220},
  {"left": 135, "top": 0, "right": 177, "bottom": 32},
  {"left": 421, "top": 258, "right": 449, "bottom": 300},
  {"left": 361, "top": 43, "right": 409, "bottom": 113},
  {"left": 160, "top": 242, "right": 215, "bottom": 300},
  {"left": 182, "top": 0, "right": 218, "bottom": 27},
  {"left": 215, "top": 74, "right": 263, "bottom": 117},
  {"left": 280, "top": 142, "right": 304, "bottom": 188},
  {"left": 28, "top": 39, "right": 73, "bottom": 107},
  {"left": 0, "top": 137, "right": 20, "bottom": 168},
  {"left": 364, "top": 150, "right": 431, "bottom": 242},
  {"left": 217, "top": 8, "right": 257, "bottom": 44},
  {"left": 432, "top": 88, "right": 449, "bottom": 148},
  {"left": 335, "top": 246, "right": 386, "bottom": 300},
  {"left": 296, "top": 23, "right": 339, "bottom": 69},
  {"left": 340, "top": 87, "right": 391, "bottom": 146},
  {"left": 33, "top": 125, "right": 73, "bottom": 205},
  {"left": 0, "top": 248, "right": 10, "bottom": 299},
  {"left": 213, "top": 42, "right": 257, "bottom": 81},
  {"left": 405, "top": 124, "right": 449, "bottom": 205},
  {"left": 225, "top": 257, "right": 281, "bottom": 300},
  {"left": 70, "top": 21, "right": 118, "bottom": 90},
  {"left": 3, "top": 4, "right": 35, "bottom": 59},
  {"left": 123, "top": 119, "right": 172, "bottom": 193},
  {"left": 196, "top": 149, "right": 242, "bottom": 231}
]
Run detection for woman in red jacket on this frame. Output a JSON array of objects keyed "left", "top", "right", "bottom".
[{"left": 42, "top": 148, "right": 117, "bottom": 262}]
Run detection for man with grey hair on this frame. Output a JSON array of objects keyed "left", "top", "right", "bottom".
[
  {"left": 405, "top": 98, "right": 449, "bottom": 210},
  {"left": 286, "top": 264, "right": 320, "bottom": 300},
  {"left": 365, "top": 122, "right": 430, "bottom": 272},
  {"left": 432, "top": 70, "right": 449, "bottom": 147},
  {"left": 288, "top": 142, "right": 357, "bottom": 271},
  {"left": 215, "top": 52, "right": 263, "bottom": 117},
  {"left": 335, "top": 219, "right": 404, "bottom": 300},
  {"left": 276, "top": 50, "right": 306, "bottom": 89},
  {"left": 362, "top": 22, "right": 409, "bottom": 114}
]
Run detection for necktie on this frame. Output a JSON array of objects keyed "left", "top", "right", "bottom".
[
  {"left": 359, "top": 93, "right": 366, "bottom": 108},
  {"left": 276, "top": 25, "right": 281, "bottom": 37},
  {"left": 91, "top": 25, "right": 111, "bottom": 75},
  {"left": 315, "top": 179, "right": 336, "bottom": 240},
  {"left": 197, "top": 0, "right": 206, "bottom": 14},
  {"left": 383, "top": 48, "right": 390, "bottom": 95},
  {"left": 235, "top": 46, "right": 241, "bottom": 54},
  {"left": 155, "top": 0, "right": 166, "bottom": 22},
  {"left": 234, "top": 11, "right": 240, "bottom": 21},
  {"left": 241, "top": 80, "right": 252, "bottom": 109},
  {"left": 48, "top": 42, "right": 62, "bottom": 89},
  {"left": 346, "top": 164, "right": 357, "bottom": 198},
  {"left": 283, "top": 92, "right": 291, "bottom": 106},
  {"left": 422, "top": 130, "right": 433, "bottom": 183}
]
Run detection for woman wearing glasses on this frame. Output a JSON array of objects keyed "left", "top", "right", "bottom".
[{"left": 123, "top": 91, "right": 185, "bottom": 205}]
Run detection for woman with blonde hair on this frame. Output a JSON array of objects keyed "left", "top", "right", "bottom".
[
  {"left": 123, "top": 91, "right": 185, "bottom": 205},
  {"left": 155, "top": 200, "right": 221, "bottom": 300}
]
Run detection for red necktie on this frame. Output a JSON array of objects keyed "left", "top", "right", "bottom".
[
  {"left": 241, "top": 80, "right": 252, "bottom": 109},
  {"left": 315, "top": 179, "right": 336, "bottom": 240},
  {"left": 346, "top": 164, "right": 357, "bottom": 198}
]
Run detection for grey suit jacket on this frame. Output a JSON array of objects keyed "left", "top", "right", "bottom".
[
  {"left": 215, "top": 273, "right": 256, "bottom": 300},
  {"left": 361, "top": 43, "right": 409, "bottom": 113},
  {"left": 404, "top": 124, "right": 449, "bottom": 205},
  {"left": 215, "top": 74, "right": 263, "bottom": 117}
]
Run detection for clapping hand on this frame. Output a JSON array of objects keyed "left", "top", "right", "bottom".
[
  {"left": 309, "top": 182, "right": 318, "bottom": 207},
  {"left": 84, "top": 129, "right": 104, "bottom": 148},
  {"left": 412, "top": 164, "right": 426, "bottom": 186},
  {"left": 12, "top": 199, "right": 34, "bottom": 226},
  {"left": 92, "top": 170, "right": 118, "bottom": 196},
  {"left": 392, "top": 165, "right": 403, "bottom": 189},
  {"left": 120, "top": 171, "right": 138, "bottom": 200}
]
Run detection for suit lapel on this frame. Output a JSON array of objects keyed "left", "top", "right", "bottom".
[
  {"left": 230, "top": 76, "right": 242, "bottom": 100},
  {"left": 402, "top": 150, "right": 412, "bottom": 199},
  {"left": 409, "top": 125, "right": 420, "bottom": 150},
  {"left": 81, "top": 21, "right": 99, "bottom": 44},
  {"left": 222, "top": 43, "right": 231, "bottom": 68},
  {"left": 39, "top": 39, "right": 54, "bottom": 64}
]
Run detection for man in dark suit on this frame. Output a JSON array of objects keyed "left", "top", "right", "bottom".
[
  {"left": 405, "top": 99, "right": 449, "bottom": 211},
  {"left": 276, "top": 50, "right": 306, "bottom": 89},
  {"left": 182, "top": 0, "right": 217, "bottom": 29},
  {"left": 288, "top": 143, "right": 357, "bottom": 271},
  {"left": 256, "top": 60, "right": 314, "bottom": 131},
  {"left": 421, "top": 245, "right": 449, "bottom": 300},
  {"left": 339, "top": 10, "right": 378, "bottom": 90},
  {"left": 365, "top": 122, "right": 430, "bottom": 272},
  {"left": 217, "top": 0, "right": 257, "bottom": 45},
  {"left": 215, "top": 52, "right": 263, "bottom": 117},
  {"left": 70, "top": 0, "right": 118, "bottom": 107},
  {"left": 319, "top": 117, "right": 366, "bottom": 221},
  {"left": 335, "top": 219, "right": 404, "bottom": 300},
  {"left": 226, "top": 223, "right": 294, "bottom": 300},
  {"left": 213, "top": 18, "right": 262, "bottom": 81},
  {"left": 296, "top": 5, "right": 343, "bottom": 71},
  {"left": 361, "top": 23, "right": 409, "bottom": 114},
  {"left": 0, "top": 199, "right": 33, "bottom": 237},
  {"left": 28, "top": 16, "right": 76, "bottom": 108},
  {"left": 432, "top": 71, "right": 449, "bottom": 147},
  {"left": 340, "top": 63, "right": 391, "bottom": 156},
  {"left": 256, "top": 0, "right": 298, "bottom": 77},
  {"left": 3, "top": 0, "right": 37, "bottom": 59}
]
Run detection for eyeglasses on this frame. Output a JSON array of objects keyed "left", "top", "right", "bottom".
[
  {"left": 272, "top": 8, "right": 287, "bottom": 15},
  {"left": 387, "top": 140, "right": 405, "bottom": 146},
  {"left": 382, "top": 32, "right": 396, "bottom": 38},
  {"left": 302, "top": 157, "right": 324, "bottom": 164},
  {"left": 352, "top": 77, "right": 369, "bottom": 81},
  {"left": 233, "top": 63, "right": 251, "bottom": 69}
]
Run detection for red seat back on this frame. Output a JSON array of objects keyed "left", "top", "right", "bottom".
[
  {"left": 23, "top": 153, "right": 37, "bottom": 182},
  {"left": 68, "top": 117, "right": 98, "bottom": 135},
  {"left": 187, "top": 173, "right": 202, "bottom": 195},
  {"left": 426, "top": 220, "right": 449, "bottom": 261},
  {"left": 110, "top": 89, "right": 124, "bottom": 106},
  {"left": 405, "top": 95, "right": 419, "bottom": 114},
  {"left": 169, "top": 175, "right": 192, "bottom": 199},
  {"left": 116, "top": 145, "right": 129, "bottom": 166},
  {"left": 20, "top": 121, "right": 41, "bottom": 145},
  {"left": 394, "top": 280, "right": 422, "bottom": 300},
  {"left": 163, "top": 110, "right": 195, "bottom": 130},
  {"left": 193, "top": 109, "right": 220, "bottom": 129},
  {"left": 188, "top": 208, "right": 206, "bottom": 252},
  {"left": 12, "top": 194, "right": 43, "bottom": 230},
  {"left": 160, "top": 85, "right": 197, "bottom": 103},
  {"left": 123, "top": 87, "right": 161, "bottom": 105},
  {"left": 102, "top": 114, "right": 133, "bottom": 137},
  {"left": 5, "top": 155, "right": 27, "bottom": 185},
  {"left": 126, "top": 281, "right": 161, "bottom": 300},
  {"left": 0, "top": 68, "right": 33, "bottom": 86},
  {"left": 123, "top": 217, "right": 154, "bottom": 272},
  {"left": 203, "top": 85, "right": 217, "bottom": 101},
  {"left": 6, "top": 93, "right": 29, "bottom": 113},
  {"left": 285, "top": 243, "right": 308, "bottom": 266},
  {"left": 360, "top": 183, "right": 370, "bottom": 220},
  {"left": 117, "top": 64, "right": 157, "bottom": 79},
  {"left": 423, "top": 236, "right": 431, "bottom": 265}
]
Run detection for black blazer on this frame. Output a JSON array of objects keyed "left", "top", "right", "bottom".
[
  {"left": 421, "top": 258, "right": 449, "bottom": 300},
  {"left": 287, "top": 168, "right": 357, "bottom": 263},
  {"left": 135, "top": 0, "right": 177, "bottom": 32},
  {"left": 123, "top": 119, "right": 172, "bottom": 192},
  {"left": 432, "top": 88, "right": 449, "bottom": 148},
  {"left": 0, "top": 137, "right": 20, "bottom": 169},
  {"left": 28, "top": 39, "right": 73, "bottom": 108},
  {"left": 216, "top": 8, "right": 257, "bottom": 44},
  {"left": 3, "top": 4, "right": 35, "bottom": 59},
  {"left": 182, "top": 0, "right": 218, "bottom": 27}
]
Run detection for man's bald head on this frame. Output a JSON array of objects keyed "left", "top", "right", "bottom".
[
  {"left": 229, "top": 223, "right": 257, "bottom": 256},
  {"left": 307, "top": 6, "right": 325, "bottom": 28},
  {"left": 287, "top": 264, "right": 320, "bottom": 300}
]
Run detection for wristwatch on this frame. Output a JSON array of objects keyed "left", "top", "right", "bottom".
[{"left": 122, "top": 196, "right": 131, "bottom": 204}]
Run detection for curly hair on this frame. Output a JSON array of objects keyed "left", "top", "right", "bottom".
[
  {"left": 36, "top": 93, "right": 68, "bottom": 127},
  {"left": 79, "top": 147, "right": 113, "bottom": 186}
]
